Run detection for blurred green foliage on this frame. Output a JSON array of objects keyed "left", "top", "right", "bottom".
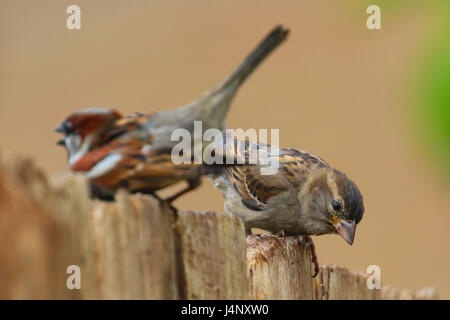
[
  {"left": 419, "top": 18, "right": 450, "bottom": 175},
  {"left": 354, "top": 1, "right": 450, "bottom": 176}
]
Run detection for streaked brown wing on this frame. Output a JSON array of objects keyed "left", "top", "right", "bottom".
[
  {"left": 103, "top": 112, "right": 154, "bottom": 142},
  {"left": 115, "top": 112, "right": 152, "bottom": 127},
  {"left": 226, "top": 144, "right": 329, "bottom": 211},
  {"left": 115, "top": 144, "right": 205, "bottom": 193},
  {"left": 228, "top": 165, "right": 289, "bottom": 210},
  {"left": 276, "top": 147, "right": 329, "bottom": 184}
]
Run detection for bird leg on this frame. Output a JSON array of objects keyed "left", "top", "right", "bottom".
[
  {"left": 164, "top": 179, "right": 201, "bottom": 204},
  {"left": 302, "top": 235, "right": 320, "bottom": 278},
  {"left": 148, "top": 192, "right": 179, "bottom": 213}
]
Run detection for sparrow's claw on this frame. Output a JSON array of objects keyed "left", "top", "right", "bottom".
[{"left": 302, "top": 235, "right": 320, "bottom": 278}]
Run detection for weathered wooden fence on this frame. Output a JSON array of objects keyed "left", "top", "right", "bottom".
[{"left": 0, "top": 150, "right": 437, "bottom": 299}]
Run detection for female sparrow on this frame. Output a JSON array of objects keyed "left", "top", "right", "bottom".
[
  {"left": 55, "top": 25, "right": 289, "bottom": 166},
  {"left": 213, "top": 140, "right": 365, "bottom": 276}
]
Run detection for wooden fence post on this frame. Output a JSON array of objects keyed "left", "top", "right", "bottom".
[
  {"left": 0, "top": 150, "right": 438, "bottom": 300},
  {"left": 0, "top": 152, "right": 84, "bottom": 299},
  {"left": 247, "top": 235, "right": 317, "bottom": 299},
  {"left": 174, "top": 211, "right": 248, "bottom": 299},
  {"left": 317, "top": 265, "right": 380, "bottom": 299}
]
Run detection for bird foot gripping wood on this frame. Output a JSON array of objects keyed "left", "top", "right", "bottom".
[{"left": 301, "top": 235, "right": 320, "bottom": 278}]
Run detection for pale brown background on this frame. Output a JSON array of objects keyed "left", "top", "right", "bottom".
[{"left": 1, "top": 1, "right": 449, "bottom": 297}]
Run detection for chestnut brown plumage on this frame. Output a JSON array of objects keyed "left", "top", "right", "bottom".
[{"left": 70, "top": 138, "right": 224, "bottom": 202}]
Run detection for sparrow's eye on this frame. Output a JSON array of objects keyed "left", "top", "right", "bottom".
[
  {"left": 64, "top": 122, "right": 74, "bottom": 133},
  {"left": 332, "top": 200, "right": 342, "bottom": 212}
]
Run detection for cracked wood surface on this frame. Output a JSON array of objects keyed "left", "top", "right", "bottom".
[{"left": 0, "top": 151, "right": 438, "bottom": 299}]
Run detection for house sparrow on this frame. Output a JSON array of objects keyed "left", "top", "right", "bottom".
[
  {"left": 55, "top": 25, "right": 289, "bottom": 167},
  {"left": 213, "top": 139, "right": 365, "bottom": 276},
  {"left": 69, "top": 138, "right": 224, "bottom": 202}
]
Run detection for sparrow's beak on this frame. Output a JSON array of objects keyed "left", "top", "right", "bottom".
[
  {"left": 56, "top": 138, "right": 65, "bottom": 146},
  {"left": 333, "top": 219, "right": 356, "bottom": 245},
  {"left": 55, "top": 122, "right": 66, "bottom": 133}
]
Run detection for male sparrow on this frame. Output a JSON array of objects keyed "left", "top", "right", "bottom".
[
  {"left": 213, "top": 140, "right": 365, "bottom": 276},
  {"left": 69, "top": 138, "right": 224, "bottom": 202},
  {"left": 55, "top": 25, "right": 289, "bottom": 167}
]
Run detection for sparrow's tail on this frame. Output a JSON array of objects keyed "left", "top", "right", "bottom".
[
  {"left": 199, "top": 25, "right": 289, "bottom": 118},
  {"left": 202, "top": 25, "right": 289, "bottom": 113},
  {"left": 159, "top": 25, "right": 289, "bottom": 131},
  {"left": 142, "top": 26, "right": 289, "bottom": 141}
]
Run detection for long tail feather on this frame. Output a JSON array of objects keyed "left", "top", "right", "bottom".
[{"left": 207, "top": 25, "right": 290, "bottom": 102}]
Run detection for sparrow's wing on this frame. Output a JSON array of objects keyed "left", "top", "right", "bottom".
[
  {"left": 227, "top": 146, "right": 329, "bottom": 211},
  {"left": 70, "top": 139, "right": 146, "bottom": 183},
  {"left": 102, "top": 112, "right": 155, "bottom": 142},
  {"left": 123, "top": 147, "right": 207, "bottom": 192},
  {"left": 71, "top": 140, "right": 207, "bottom": 193}
]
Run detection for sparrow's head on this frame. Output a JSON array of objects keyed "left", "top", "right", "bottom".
[
  {"left": 55, "top": 108, "right": 123, "bottom": 166},
  {"left": 301, "top": 168, "right": 364, "bottom": 245}
]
